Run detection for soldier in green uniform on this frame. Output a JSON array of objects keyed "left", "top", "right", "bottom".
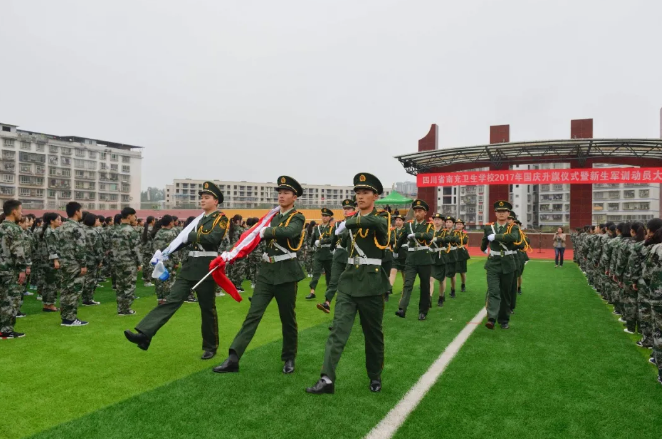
[
  {"left": 394, "top": 200, "right": 433, "bottom": 320},
  {"left": 306, "top": 208, "right": 335, "bottom": 300},
  {"left": 514, "top": 219, "right": 530, "bottom": 295},
  {"left": 306, "top": 172, "right": 389, "bottom": 394},
  {"left": 379, "top": 210, "right": 394, "bottom": 301},
  {"left": 317, "top": 198, "right": 356, "bottom": 313},
  {"left": 454, "top": 218, "right": 470, "bottom": 292},
  {"left": 444, "top": 216, "right": 459, "bottom": 298},
  {"left": 389, "top": 215, "right": 407, "bottom": 296},
  {"left": 480, "top": 200, "right": 521, "bottom": 330},
  {"left": 506, "top": 211, "right": 522, "bottom": 313},
  {"left": 0, "top": 200, "right": 29, "bottom": 339},
  {"left": 429, "top": 213, "right": 457, "bottom": 307},
  {"left": 214, "top": 176, "right": 305, "bottom": 375},
  {"left": 124, "top": 182, "right": 229, "bottom": 360}
]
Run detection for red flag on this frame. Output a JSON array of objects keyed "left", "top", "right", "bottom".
[{"left": 209, "top": 207, "right": 280, "bottom": 302}]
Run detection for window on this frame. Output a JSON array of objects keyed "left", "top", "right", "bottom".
[
  {"left": 624, "top": 190, "right": 635, "bottom": 199},
  {"left": 122, "top": 165, "right": 130, "bottom": 173},
  {"left": 1, "top": 126, "right": 10, "bottom": 132},
  {"left": 20, "top": 188, "right": 31, "bottom": 196},
  {"left": 61, "top": 147, "right": 71, "bottom": 155},
  {"left": 122, "top": 156, "right": 130, "bottom": 163},
  {"left": 640, "top": 189, "right": 650, "bottom": 198},
  {"left": 20, "top": 141, "right": 31, "bottom": 150},
  {"left": 110, "top": 153, "right": 118, "bottom": 161},
  {"left": 110, "top": 164, "right": 118, "bottom": 171},
  {"left": 49, "top": 145, "right": 58, "bottom": 153},
  {"left": 100, "top": 163, "right": 107, "bottom": 170},
  {"left": 99, "top": 183, "right": 106, "bottom": 190},
  {"left": 99, "top": 203, "right": 106, "bottom": 210},
  {"left": 88, "top": 151, "right": 96, "bottom": 159},
  {"left": 100, "top": 152, "right": 107, "bottom": 160},
  {"left": 75, "top": 148, "right": 84, "bottom": 157},
  {"left": 36, "top": 144, "right": 45, "bottom": 152},
  {"left": 2, "top": 174, "right": 15, "bottom": 183},
  {"left": 3, "top": 139, "right": 15, "bottom": 148},
  {"left": 607, "top": 203, "right": 619, "bottom": 211},
  {"left": 61, "top": 157, "right": 71, "bottom": 166},
  {"left": 36, "top": 165, "right": 45, "bottom": 174},
  {"left": 20, "top": 164, "right": 31, "bottom": 173}
]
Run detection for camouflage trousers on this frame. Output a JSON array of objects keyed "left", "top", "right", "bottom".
[
  {"left": 82, "top": 266, "right": 99, "bottom": 303},
  {"left": 0, "top": 273, "right": 24, "bottom": 333},
  {"left": 59, "top": 264, "right": 85, "bottom": 322},
  {"left": 651, "top": 301, "right": 662, "bottom": 378},
  {"left": 638, "top": 283, "right": 654, "bottom": 347},
  {"left": 115, "top": 264, "right": 137, "bottom": 313},
  {"left": 155, "top": 261, "right": 177, "bottom": 301},
  {"left": 142, "top": 252, "right": 154, "bottom": 281},
  {"left": 42, "top": 266, "right": 61, "bottom": 306},
  {"left": 621, "top": 284, "right": 638, "bottom": 329},
  {"left": 229, "top": 258, "right": 248, "bottom": 289},
  {"left": 247, "top": 253, "right": 262, "bottom": 286}
]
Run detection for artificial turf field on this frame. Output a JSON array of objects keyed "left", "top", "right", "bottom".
[{"left": 3, "top": 259, "right": 662, "bottom": 439}]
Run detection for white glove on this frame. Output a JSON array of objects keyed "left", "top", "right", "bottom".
[
  {"left": 407, "top": 233, "right": 415, "bottom": 239},
  {"left": 487, "top": 234, "right": 496, "bottom": 242},
  {"left": 259, "top": 228, "right": 265, "bottom": 238},
  {"left": 335, "top": 221, "right": 346, "bottom": 235},
  {"left": 483, "top": 249, "right": 489, "bottom": 254},
  {"left": 315, "top": 240, "right": 321, "bottom": 248},
  {"left": 150, "top": 249, "right": 162, "bottom": 266}
]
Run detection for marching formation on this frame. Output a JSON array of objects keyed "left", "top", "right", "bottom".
[{"left": 573, "top": 220, "right": 662, "bottom": 385}]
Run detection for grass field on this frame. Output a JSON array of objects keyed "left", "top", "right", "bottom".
[{"left": 3, "top": 259, "right": 662, "bottom": 439}]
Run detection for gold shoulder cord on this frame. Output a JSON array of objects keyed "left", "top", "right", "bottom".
[
  {"left": 197, "top": 213, "right": 226, "bottom": 239},
  {"left": 278, "top": 210, "right": 305, "bottom": 252},
  {"left": 373, "top": 211, "right": 391, "bottom": 250},
  {"left": 511, "top": 224, "right": 525, "bottom": 246},
  {"left": 415, "top": 222, "right": 429, "bottom": 246}
]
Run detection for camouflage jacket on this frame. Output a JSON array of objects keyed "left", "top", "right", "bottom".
[
  {"left": 641, "top": 243, "right": 662, "bottom": 301},
  {"left": 43, "top": 227, "right": 61, "bottom": 266},
  {"left": 141, "top": 225, "right": 154, "bottom": 257},
  {"left": 83, "top": 224, "right": 104, "bottom": 268},
  {"left": 624, "top": 240, "right": 646, "bottom": 286},
  {"left": 153, "top": 227, "right": 179, "bottom": 266},
  {"left": 613, "top": 237, "right": 632, "bottom": 281},
  {"left": 58, "top": 219, "right": 87, "bottom": 267},
  {"left": 110, "top": 223, "right": 142, "bottom": 267},
  {"left": 599, "top": 235, "right": 617, "bottom": 272},
  {"left": 0, "top": 220, "right": 28, "bottom": 274},
  {"left": 21, "top": 228, "right": 35, "bottom": 266}
]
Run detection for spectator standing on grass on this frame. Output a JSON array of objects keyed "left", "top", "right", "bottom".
[
  {"left": 0, "top": 200, "right": 28, "bottom": 339},
  {"left": 110, "top": 207, "right": 142, "bottom": 316},
  {"left": 553, "top": 227, "right": 566, "bottom": 267},
  {"left": 58, "top": 202, "right": 89, "bottom": 327}
]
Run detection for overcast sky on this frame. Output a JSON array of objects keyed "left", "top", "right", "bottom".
[{"left": 2, "top": 0, "right": 660, "bottom": 190}]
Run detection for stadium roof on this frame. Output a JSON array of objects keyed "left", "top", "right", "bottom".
[{"left": 395, "top": 138, "right": 662, "bottom": 175}]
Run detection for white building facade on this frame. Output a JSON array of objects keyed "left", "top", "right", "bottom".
[{"left": 0, "top": 122, "right": 142, "bottom": 210}]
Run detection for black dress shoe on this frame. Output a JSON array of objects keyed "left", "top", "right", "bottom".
[
  {"left": 283, "top": 359, "right": 295, "bottom": 374},
  {"left": 510, "top": 309, "right": 515, "bottom": 314},
  {"left": 305, "top": 293, "right": 316, "bottom": 300},
  {"left": 213, "top": 358, "right": 239, "bottom": 373},
  {"left": 450, "top": 289, "right": 456, "bottom": 298},
  {"left": 461, "top": 284, "right": 466, "bottom": 292},
  {"left": 418, "top": 313, "right": 427, "bottom": 321},
  {"left": 485, "top": 320, "right": 495, "bottom": 330},
  {"left": 201, "top": 350, "right": 216, "bottom": 360},
  {"left": 305, "top": 379, "right": 334, "bottom": 394},
  {"left": 384, "top": 293, "right": 390, "bottom": 302},
  {"left": 437, "top": 297, "right": 444, "bottom": 307},
  {"left": 500, "top": 323, "right": 510, "bottom": 329},
  {"left": 395, "top": 309, "right": 406, "bottom": 318},
  {"left": 369, "top": 379, "right": 382, "bottom": 392},
  {"left": 124, "top": 329, "right": 151, "bottom": 351}
]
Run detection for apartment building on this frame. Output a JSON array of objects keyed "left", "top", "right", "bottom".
[
  {"left": 0, "top": 122, "right": 142, "bottom": 210},
  {"left": 436, "top": 167, "right": 490, "bottom": 226},
  {"left": 165, "top": 179, "right": 392, "bottom": 209}
]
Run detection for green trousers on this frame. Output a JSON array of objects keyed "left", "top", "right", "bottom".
[
  {"left": 399, "top": 264, "right": 431, "bottom": 314},
  {"left": 136, "top": 276, "right": 219, "bottom": 351},
  {"left": 486, "top": 269, "right": 514, "bottom": 324},
  {"left": 321, "top": 292, "right": 384, "bottom": 382},
  {"left": 324, "top": 259, "right": 349, "bottom": 302},
  {"left": 229, "top": 281, "right": 298, "bottom": 361},
  {"left": 310, "top": 258, "right": 332, "bottom": 290},
  {"left": 510, "top": 262, "right": 522, "bottom": 311}
]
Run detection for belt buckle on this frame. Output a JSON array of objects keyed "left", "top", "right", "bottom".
[{"left": 353, "top": 256, "right": 360, "bottom": 265}]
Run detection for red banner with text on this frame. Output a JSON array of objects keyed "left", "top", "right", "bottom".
[{"left": 417, "top": 168, "right": 662, "bottom": 187}]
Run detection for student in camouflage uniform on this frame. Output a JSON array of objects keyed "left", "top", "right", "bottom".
[
  {"left": 151, "top": 215, "right": 179, "bottom": 305},
  {"left": 228, "top": 215, "right": 248, "bottom": 293},
  {"left": 100, "top": 216, "right": 114, "bottom": 282},
  {"left": 620, "top": 222, "right": 645, "bottom": 334},
  {"left": 637, "top": 219, "right": 662, "bottom": 349},
  {"left": 600, "top": 224, "right": 619, "bottom": 307},
  {"left": 81, "top": 213, "right": 103, "bottom": 306},
  {"left": 57, "top": 203, "right": 89, "bottom": 327},
  {"left": 307, "top": 210, "right": 336, "bottom": 300},
  {"left": 19, "top": 214, "right": 35, "bottom": 300},
  {"left": 111, "top": 207, "right": 142, "bottom": 315},
  {"left": 41, "top": 213, "right": 62, "bottom": 312},
  {"left": 110, "top": 213, "right": 122, "bottom": 290},
  {"left": 301, "top": 222, "right": 316, "bottom": 276},
  {"left": 31, "top": 218, "right": 45, "bottom": 301},
  {"left": 317, "top": 199, "right": 356, "bottom": 313},
  {"left": 141, "top": 216, "right": 156, "bottom": 287},
  {"left": 454, "top": 218, "right": 470, "bottom": 292},
  {"left": 0, "top": 200, "right": 29, "bottom": 339},
  {"left": 610, "top": 223, "right": 631, "bottom": 319}
]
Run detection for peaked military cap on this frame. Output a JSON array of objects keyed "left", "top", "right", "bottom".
[
  {"left": 275, "top": 175, "right": 304, "bottom": 196},
  {"left": 431, "top": 213, "right": 444, "bottom": 220},
  {"left": 353, "top": 172, "right": 383, "bottom": 195},
  {"left": 508, "top": 211, "right": 518, "bottom": 220},
  {"left": 199, "top": 181, "right": 224, "bottom": 203},
  {"left": 455, "top": 218, "right": 465, "bottom": 224},
  {"left": 412, "top": 199, "right": 429, "bottom": 211},
  {"left": 494, "top": 200, "right": 512, "bottom": 211},
  {"left": 341, "top": 198, "right": 356, "bottom": 208},
  {"left": 392, "top": 214, "right": 405, "bottom": 220},
  {"left": 444, "top": 216, "right": 456, "bottom": 223},
  {"left": 321, "top": 207, "right": 333, "bottom": 217}
]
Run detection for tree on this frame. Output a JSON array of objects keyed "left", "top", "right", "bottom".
[{"left": 141, "top": 187, "right": 165, "bottom": 202}]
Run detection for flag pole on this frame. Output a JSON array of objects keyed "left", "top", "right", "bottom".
[{"left": 191, "top": 266, "right": 219, "bottom": 292}]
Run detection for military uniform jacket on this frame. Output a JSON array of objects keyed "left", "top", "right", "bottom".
[
  {"left": 395, "top": 221, "right": 434, "bottom": 266},
  {"left": 0, "top": 221, "right": 28, "bottom": 275},
  {"left": 330, "top": 221, "right": 350, "bottom": 263},
  {"left": 338, "top": 208, "right": 390, "bottom": 297},
  {"left": 58, "top": 220, "right": 87, "bottom": 267},
  {"left": 393, "top": 227, "right": 408, "bottom": 264},
  {"left": 259, "top": 209, "right": 306, "bottom": 285},
  {"left": 480, "top": 222, "right": 521, "bottom": 274},
  {"left": 446, "top": 229, "right": 460, "bottom": 263},
  {"left": 110, "top": 223, "right": 142, "bottom": 268},
  {"left": 310, "top": 223, "right": 335, "bottom": 261},
  {"left": 180, "top": 211, "right": 229, "bottom": 281},
  {"left": 455, "top": 231, "right": 470, "bottom": 262},
  {"left": 430, "top": 228, "right": 456, "bottom": 266}
]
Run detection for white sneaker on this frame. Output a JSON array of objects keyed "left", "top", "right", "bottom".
[
  {"left": 624, "top": 328, "right": 635, "bottom": 334},
  {"left": 61, "top": 318, "right": 89, "bottom": 327},
  {"left": 618, "top": 317, "right": 626, "bottom": 323},
  {"left": 36, "top": 295, "right": 43, "bottom": 301},
  {"left": 23, "top": 291, "right": 34, "bottom": 296},
  {"left": 118, "top": 310, "right": 136, "bottom": 316},
  {"left": 144, "top": 282, "right": 154, "bottom": 287},
  {"left": 216, "top": 292, "right": 226, "bottom": 297},
  {"left": 82, "top": 300, "right": 101, "bottom": 306}
]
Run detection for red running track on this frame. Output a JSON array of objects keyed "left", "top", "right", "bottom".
[{"left": 466, "top": 247, "right": 572, "bottom": 260}]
